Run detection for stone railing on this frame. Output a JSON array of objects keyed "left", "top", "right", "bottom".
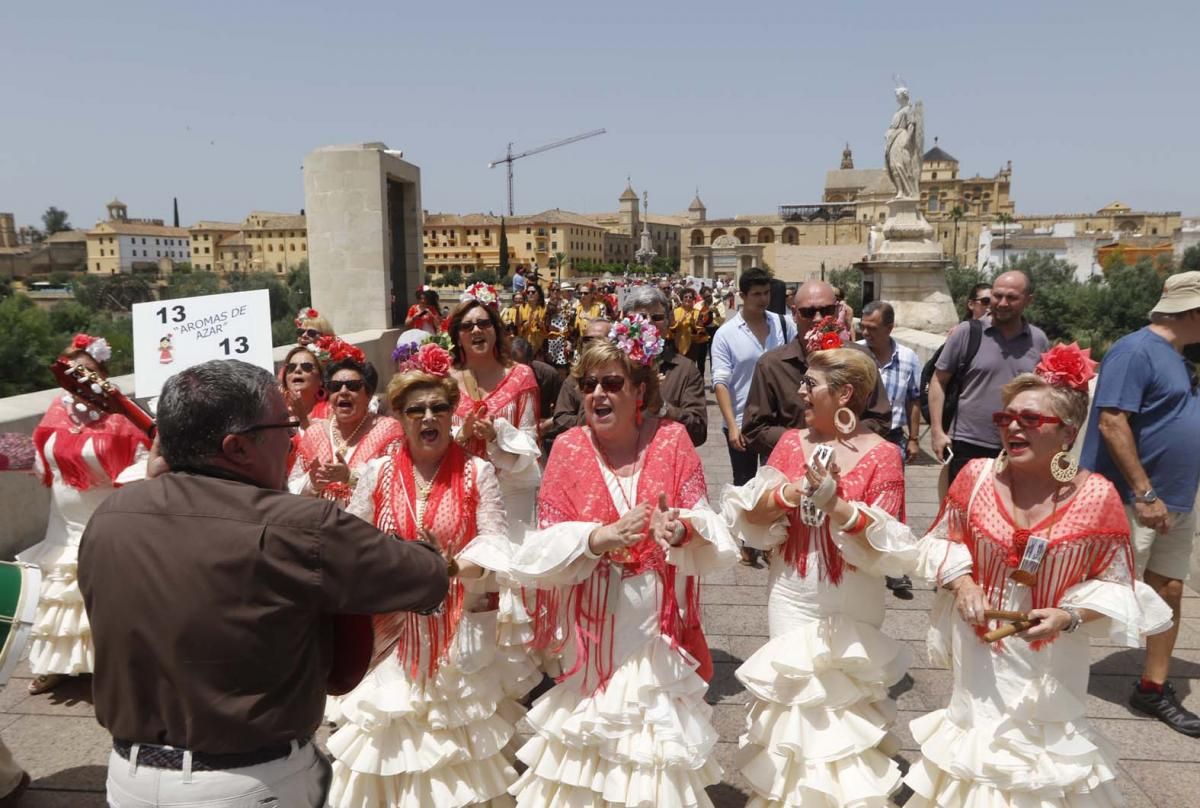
[{"left": 0, "top": 328, "right": 402, "bottom": 558}]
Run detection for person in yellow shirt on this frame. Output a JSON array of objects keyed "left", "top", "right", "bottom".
[
  {"left": 671, "top": 287, "right": 698, "bottom": 356},
  {"left": 573, "top": 283, "right": 606, "bottom": 341},
  {"left": 690, "top": 286, "right": 716, "bottom": 378},
  {"left": 519, "top": 285, "right": 548, "bottom": 355},
  {"left": 500, "top": 290, "right": 525, "bottom": 337}
]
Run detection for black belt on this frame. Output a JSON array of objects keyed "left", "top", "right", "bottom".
[{"left": 113, "top": 737, "right": 309, "bottom": 772}]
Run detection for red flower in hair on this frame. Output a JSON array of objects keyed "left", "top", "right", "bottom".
[
  {"left": 1035, "top": 342, "right": 1098, "bottom": 392},
  {"left": 820, "top": 332, "right": 843, "bottom": 350},
  {"left": 416, "top": 343, "right": 451, "bottom": 377},
  {"left": 72, "top": 333, "right": 93, "bottom": 350},
  {"left": 314, "top": 335, "right": 365, "bottom": 365}
]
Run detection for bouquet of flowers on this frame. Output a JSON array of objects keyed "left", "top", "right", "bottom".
[
  {"left": 392, "top": 337, "right": 453, "bottom": 378},
  {"left": 313, "top": 335, "right": 365, "bottom": 365},
  {"left": 803, "top": 315, "right": 852, "bottom": 354},
  {"left": 608, "top": 314, "right": 665, "bottom": 367}
]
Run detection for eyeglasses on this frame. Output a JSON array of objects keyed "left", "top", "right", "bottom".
[
  {"left": 971, "top": 297, "right": 992, "bottom": 306},
  {"left": 795, "top": 305, "right": 839, "bottom": 319},
  {"left": 579, "top": 374, "right": 627, "bottom": 394},
  {"left": 234, "top": 418, "right": 302, "bottom": 436},
  {"left": 285, "top": 361, "right": 316, "bottom": 374},
  {"left": 296, "top": 328, "right": 321, "bottom": 339},
  {"left": 458, "top": 319, "right": 495, "bottom": 333},
  {"left": 402, "top": 402, "right": 453, "bottom": 419},
  {"left": 328, "top": 379, "right": 366, "bottom": 393},
  {"left": 646, "top": 313, "right": 667, "bottom": 323},
  {"left": 991, "top": 409, "right": 1063, "bottom": 429}
]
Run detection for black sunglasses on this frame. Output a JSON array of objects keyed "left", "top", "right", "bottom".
[
  {"left": 971, "top": 296, "right": 992, "bottom": 306},
  {"left": 402, "top": 402, "right": 453, "bottom": 419},
  {"left": 579, "top": 374, "right": 626, "bottom": 394},
  {"left": 795, "top": 305, "right": 839, "bottom": 319},
  {"left": 234, "top": 418, "right": 302, "bottom": 436},
  {"left": 328, "top": 379, "right": 366, "bottom": 393},
  {"left": 285, "top": 361, "right": 316, "bottom": 374},
  {"left": 458, "top": 319, "right": 495, "bottom": 333},
  {"left": 296, "top": 328, "right": 321, "bottom": 339},
  {"left": 648, "top": 313, "right": 668, "bottom": 322}
]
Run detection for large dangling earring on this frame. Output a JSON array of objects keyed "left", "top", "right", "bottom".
[
  {"left": 636, "top": 398, "right": 644, "bottom": 427},
  {"left": 994, "top": 449, "right": 1009, "bottom": 475},
  {"left": 834, "top": 407, "right": 857, "bottom": 435},
  {"left": 1051, "top": 449, "right": 1078, "bottom": 482}
]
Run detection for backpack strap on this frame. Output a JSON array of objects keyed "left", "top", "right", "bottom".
[{"left": 945, "top": 318, "right": 985, "bottom": 438}]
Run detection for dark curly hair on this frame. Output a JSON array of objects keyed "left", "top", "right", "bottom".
[{"left": 323, "top": 357, "right": 379, "bottom": 396}]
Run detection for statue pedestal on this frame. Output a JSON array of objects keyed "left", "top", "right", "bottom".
[{"left": 858, "top": 198, "right": 957, "bottom": 334}]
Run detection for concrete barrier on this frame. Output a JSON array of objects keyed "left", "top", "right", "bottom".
[{"left": 0, "top": 329, "right": 401, "bottom": 558}]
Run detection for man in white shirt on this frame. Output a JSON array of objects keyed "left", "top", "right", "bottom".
[{"left": 710, "top": 267, "right": 794, "bottom": 565}]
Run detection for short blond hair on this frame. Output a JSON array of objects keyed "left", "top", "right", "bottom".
[
  {"left": 386, "top": 370, "right": 460, "bottom": 414},
  {"left": 1001, "top": 373, "right": 1088, "bottom": 428},
  {"left": 806, "top": 347, "right": 879, "bottom": 415},
  {"left": 572, "top": 340, "right": 662, "bottom": 414},
  {"left": 299, "top": 315, "right": 334, "bottom": 336}
]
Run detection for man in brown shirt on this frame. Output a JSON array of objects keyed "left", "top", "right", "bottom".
[
  {"left": 551, "top": 286, "right": 708, "bottom": 446},
  {"left": 79, "top": 360, "right": 449, "bottom": 807}
]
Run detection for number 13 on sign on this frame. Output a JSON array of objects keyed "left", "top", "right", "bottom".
[{"left": 220, "top": 337, "right": 250, "bottom": 355}]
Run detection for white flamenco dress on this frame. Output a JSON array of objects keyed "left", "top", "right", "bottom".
[
  {"left": 903, "top": 458, "right": 1174, "bottom": 808},
  {"left": 327, "top": 453, "right": 527, "bottom": 808},
  {"left": 721, "top": 435, "right": 914, "bottom": 807},
  {"left": 508, "top": 421, "right": 739, "bottom": 807},
  {"left": 20, "top": 400, "right": 147, "bottom": 677}
]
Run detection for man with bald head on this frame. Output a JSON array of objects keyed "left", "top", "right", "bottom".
[
  {"left": 929, "top": 270, "right": 1049, "bottom": 484},
  {"left": 742, "top": 280, "right": 892, "bottom": 456}
]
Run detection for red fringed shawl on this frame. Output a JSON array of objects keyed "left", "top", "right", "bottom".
[
  {"left": 452, "top": 363, "right": 539, "bottom": 458},
  {"left": 765, "top": 431, "right": 906, "bottom": 584},
  {"left": 933, "top": 458, "right": 1133, "bottom": 649},
  {"left": 32, "top": 398, "right": 150, "bottom": 491},
  {"left": 295, "top": 416, "right": 404, "bottom": 502},
  {"left": 371, "top": 440, "right": 478, "bottom": 678},
  {"left": 533, "top": 420, "right": 709, "bottom": 692}
]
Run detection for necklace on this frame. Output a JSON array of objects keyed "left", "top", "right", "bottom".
[
  {"left": 412, "top": 458, "right": 444, "bottom": 501},
  {"left": 330, "top": 414, "right": 371, "bottom": 460},
  {"left": 592, "top": 425, "right": 646, "bottom": 512}
]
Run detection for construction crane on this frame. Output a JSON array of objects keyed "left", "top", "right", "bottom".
[{"left": 488, "top": 128, "right": 606, "bottom": 215}]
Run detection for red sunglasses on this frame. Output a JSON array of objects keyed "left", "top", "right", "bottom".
[{"left": 992, "top": 409, "right": 1063, "bottom": 429}]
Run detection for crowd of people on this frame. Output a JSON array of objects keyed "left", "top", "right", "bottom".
[{"left": 0, "top": 267, "right": 1196, "bottom": 807}]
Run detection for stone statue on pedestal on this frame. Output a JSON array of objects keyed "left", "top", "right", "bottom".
[{"left": 884, "top": 85, "right": 924, "bottom": 201}]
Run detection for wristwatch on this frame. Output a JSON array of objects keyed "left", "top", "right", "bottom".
[
  {"left": 658, "top": 400, "right": 670, "bottom": 418},
  {"left": 1135, "top": 488, "right": 1159, "bottom": 504}
]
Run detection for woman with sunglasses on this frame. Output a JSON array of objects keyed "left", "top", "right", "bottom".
[
  {"left": 722, "top": 344, "right": 913, "bottom": 807},
  {"left": 289, "top": 340, "right": 403, "bottom": 505},
  {"left": 519, "top": 284, "right": 548, "bottom": 356},
  {"left": 20, "top": 334, "right": 152, "bottom": 696},
  {"left": 326, "top": 348, "right": 529, "bottom": 808},
  {"left": 807, "top": 344, "right": 1171, "bottom": 807},
  {"left": 279, "top": 346, "right": 330, "bottom": 431},
  {"left": 447, "top": 294, "right": 541, "bottom": 527},
  {"left": 508, "top": 316, "right": 739, "bottom": 807},
  {"left": 295, "top": 307, "right": 335, "bottom": 347}
]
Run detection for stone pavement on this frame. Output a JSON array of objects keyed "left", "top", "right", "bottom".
[{"left": 3, "top": 396, "right": 1198, "bottom": 806}]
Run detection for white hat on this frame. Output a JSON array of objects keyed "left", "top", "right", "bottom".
[{"left": 1150, "top": 271, "right": 1200, "bottom": 315}]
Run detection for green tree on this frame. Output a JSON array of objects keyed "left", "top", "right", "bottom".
[
  {"left": 284, "top": 261, "right": 310, "bottom": 313},
  {"left": 996, "top": 212, "right": 1014, "bottom": 266},
  {"left": 227, "top": 271, "right": 290, "bottom": 321},
  {"left": 74, "top": 274, "right": 154, "bottom": 312},
  {"left": 165, "top": 272, "right": 221, "bottom": 299},
  {"left": 466, "top": 269, "right": 498, "bottom": 285},
  {"left": 42, "top": 206, "right": 72, "bottom": 235},
  {"left": 0, "top": 296, "right": 56, "bottom": 395},
  {"left": 827, "top": 267, "right": 863, "bottom": 313},
  {"left": 1181, "top": 245, "right": 1200, "bottom": 274},
  {"left": 442, "top": 269, "right": 463, "bottom": 287},
  {"left": 945, "top": 262, "right": 989, "bottom": 311},
  {"left": 48, "top": 301, "right": 92, "bottom": 335}
]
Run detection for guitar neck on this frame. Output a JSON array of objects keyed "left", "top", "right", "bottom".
[{"left": 112, "top": 391, "right": 157, "bottom": 437}]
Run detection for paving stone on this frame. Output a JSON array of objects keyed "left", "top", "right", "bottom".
[
  {"left": 881, "top": 609, "right": 933, "bottom": 641},
  {"left": 19, "top": 790, "right": 108, "bottom": 807},
  {"left": 701, "top": 584, "right": 768, "bottom": 606},
  {"left": 1091, "top": 716, "right": 1200, "bottom": 762},
  {"left": 2, "top": 715, "right": 110, "bottom": 785},
  {"left": 703, "top": 604, "right": 768, "bottom": 636},
  {"left": 1121, "top": 759, "right": 1200, "bottom": 807}
]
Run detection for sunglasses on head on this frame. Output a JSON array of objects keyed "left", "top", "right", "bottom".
[
  {"left": 285, "top": 361, "right": 315, "bottom": 374},
  {"left": 458, "top": 319, "right": 495, "bottom": 333},
  {"left": 328, "top": 379, "right": 366, "bottom": 393},
  {"left": 579, "top": 374, "right": 626, "bottom": 394},
  {"left": 795, "top": 304, "right": 839, "bottom": 319},
  {"left": 992, "top": 409, "right": 1062, "bottom": 429},
  {"left": 402, "top": 402, "right": 453, "bottom": 419},
  {"left": 296, "top": 327, "right": 321, "bottom": 339}
]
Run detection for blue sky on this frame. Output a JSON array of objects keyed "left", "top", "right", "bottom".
[{"left": 3, "top": 0, "right": 1197, "bottom": 231}]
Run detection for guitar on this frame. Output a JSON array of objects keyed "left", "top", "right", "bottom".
[{"left": 49, "top": 358, "right": 378, "bottom": 696}]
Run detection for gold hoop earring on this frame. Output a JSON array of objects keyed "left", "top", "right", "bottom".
[
  {"left": 1051, "top": 450, "right": 1078, "bottom": 482},
  {"left": 834, "top": 407, "right": 857, "bottom": 435},
  {"left": 994, "top": 449, "right": 1009, "bottom": 474}
]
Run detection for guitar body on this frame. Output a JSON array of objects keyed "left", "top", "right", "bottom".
[{"left": 50, "top": 357, "right": 379, "bottom": 695}]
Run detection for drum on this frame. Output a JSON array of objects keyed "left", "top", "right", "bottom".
[{"left": 0, "top": 562, "right": 42, "bottom": 687}]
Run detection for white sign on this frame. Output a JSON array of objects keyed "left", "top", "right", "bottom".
[{"left": 132, "top": 288, "right": 274, "bottom": 397}]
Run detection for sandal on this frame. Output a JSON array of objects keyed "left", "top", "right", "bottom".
[{"left": 27, "top": 673, "right": 68, "bottom": 695}]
